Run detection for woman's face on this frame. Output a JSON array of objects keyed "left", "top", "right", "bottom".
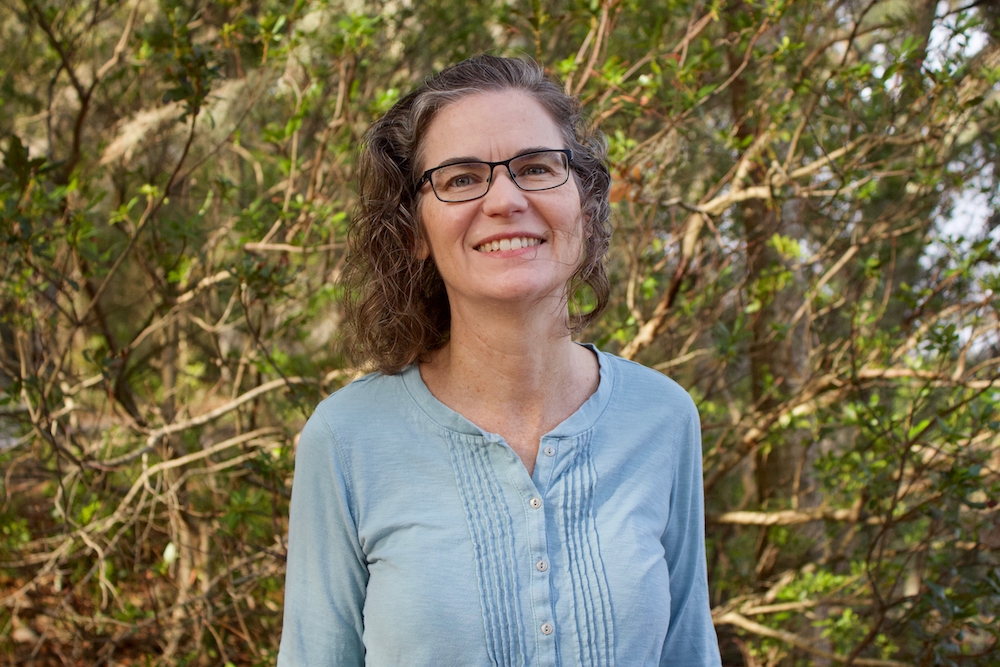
[{"left": 416, "top": 90, "right": 585, "bottom": 316}]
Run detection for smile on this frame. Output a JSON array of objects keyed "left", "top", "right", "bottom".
[{"left": 475, "top": 237, "right": 543, "bottom": 253}]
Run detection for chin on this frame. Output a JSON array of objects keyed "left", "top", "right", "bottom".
[{"left": 484, "top": 279, "right": 570, "bottom": 306}]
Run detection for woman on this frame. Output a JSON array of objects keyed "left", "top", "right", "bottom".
[{"left": 278, "top": 55, "right": 721, "bottom": 666}]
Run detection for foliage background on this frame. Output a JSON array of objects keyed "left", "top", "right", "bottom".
[{"left": 1, "top": 0, "right": 999, "bottom": 664}]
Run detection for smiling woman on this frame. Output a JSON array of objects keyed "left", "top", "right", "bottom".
[
  {"left": 344, "top": 56, "right": 613, "bottom": 375},
  {"left": 277, "top": 55, "right": 722, "bottom": 667},
  {"left": 415, "top": 91, "right": 586, "bottom": 319}
]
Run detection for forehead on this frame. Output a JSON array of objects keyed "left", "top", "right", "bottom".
[{"left": 419, "top": 90, "right": 565, "bottom": 169}]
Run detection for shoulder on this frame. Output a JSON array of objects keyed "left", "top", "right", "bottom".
[
  {"left": 297, "top": 371, "right": 410, "bottom": 456},
  {"left": 314, "top": 371, "right": 407, "bottom": 419},
  {"left": 598, "top": 350, "right": 697, "bottom": 418},
  {"left": 587, "top": 350, "right": 703, "bottom": 483}
]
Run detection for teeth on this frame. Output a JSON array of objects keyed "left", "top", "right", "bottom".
[{"left": 476, "top": 237, "right": 541, "bottom": 253}]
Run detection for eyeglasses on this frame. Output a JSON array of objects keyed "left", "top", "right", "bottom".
[{"left": 418, "top": 149, "right": 573, "bottom": 203}]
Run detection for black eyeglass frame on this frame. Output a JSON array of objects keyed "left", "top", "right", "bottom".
[{"left": 417, "top": 149, "right": 574, "bottom": 203}]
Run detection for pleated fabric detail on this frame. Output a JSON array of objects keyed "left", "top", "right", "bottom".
[
  {"left": 560, "top": 432, "right": 615, "bottom": 667},
  {"left": 447, "top": 433, "right": 526, "bottom": 667}
]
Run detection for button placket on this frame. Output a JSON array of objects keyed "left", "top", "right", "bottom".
[{"left": 517, "top": 458, "right": 556, "bottom": 664}]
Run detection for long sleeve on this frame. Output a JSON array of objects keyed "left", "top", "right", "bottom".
[
  {"left": 275, "top": 354, "right": 721, "bottom": 667},
  {"left": 278, "top": 411, "right": 369, "bottom": 667},
  {"left": 659, "top": 404, "right": 722, "bottom": 665}
]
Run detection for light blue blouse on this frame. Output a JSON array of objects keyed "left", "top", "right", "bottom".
[{"left": 277, "top": 347, "right": 721, "bottom": 666}]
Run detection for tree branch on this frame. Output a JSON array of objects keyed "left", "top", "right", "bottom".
[
  {"left": 715, "top": 611, "right": 913, "bottom": 666},
  {"left": 92, "top": 377, "right": 312, "bottom": 469},
  {"left": 92, "top": 0, "right": 141, "bottom": 84},
  {"left": 710, "top": 507, "right": 882, "bottom": 526}
]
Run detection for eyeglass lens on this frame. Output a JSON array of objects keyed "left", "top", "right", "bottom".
[{"left": 430, "top": 150, "right": 569, "bottom": 202}]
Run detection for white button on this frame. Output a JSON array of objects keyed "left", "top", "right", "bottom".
[
  {"left": 543, "top": 445, "right": 556, "bottom": 457},
  {"left": 541, "top": 623, "right": 554, "bottom": 635},
  {"left": 529, "top": 497, "right": 542, "bottom": 509},
  {"left": 536, "top": 560, "right": 548, "bottom": 572}
]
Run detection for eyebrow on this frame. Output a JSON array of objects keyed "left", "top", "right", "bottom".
[{"left": 429, "top": 146, "right": 558, "bottom": 170}]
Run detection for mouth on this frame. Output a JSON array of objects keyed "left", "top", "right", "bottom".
[{"left": 475, "top": 236, "right": 543, "bottom": 253}]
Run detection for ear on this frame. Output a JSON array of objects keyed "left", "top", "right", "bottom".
[{"left": 415, "top": 235, "right": 430, "bottom": 261}]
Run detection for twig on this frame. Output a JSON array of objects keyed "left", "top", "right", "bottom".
[
  {"left": 93, "top": 379, "right": 309, "bottom": 468},
  {"left": 710, "top": 507, "right": 881, "bottom": 526},
  {"left": 715, "top": 611, "right": 913, "bottom": 666},
  {"left": 80, "top": 113, "right": 200, "bottom": 328},
  {"left": 94, "top": 0, "right": 141, "bottom": 82},
  {"left": 243, "top": 243, "right": 340, "bottom": 254}
]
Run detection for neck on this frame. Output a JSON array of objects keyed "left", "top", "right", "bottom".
[
  {"left": 439, "top": 317, "right": 575, "bottom": 401},
  {"left": 419, "top": 296, "right": 598, "bottom": 442}
]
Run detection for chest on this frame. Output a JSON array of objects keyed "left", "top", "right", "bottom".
[
  {"left": 352, "top": 429, "right": 677, "bottom": 667},
  {"left": 503, "top": 428, "right": 543, "bottom": 475}
]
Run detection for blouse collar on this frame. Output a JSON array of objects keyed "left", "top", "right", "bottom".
[{"left": 400, "top": 343, "right": 615, "bottom": 440}]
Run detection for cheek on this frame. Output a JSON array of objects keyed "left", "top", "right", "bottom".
[
  {"left": 568, "top": 208, "right": 589, "bottom": 265},
  {"left": 558, "top": 198, "right": 586, "bottom": 239},
  {"left": 415, "top": 202, "right": 465, "bottom": 263},
  {"left": 415, "top": 198, "right": 433, "bottom": 260}
]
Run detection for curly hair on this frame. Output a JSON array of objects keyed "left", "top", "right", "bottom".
[{"left": 341, "top": 54, "right": 611, "bottom": 374}]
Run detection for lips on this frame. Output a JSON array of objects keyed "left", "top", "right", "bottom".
[{"left": 475, "top": 236, "right": 543, "bottom": 253}]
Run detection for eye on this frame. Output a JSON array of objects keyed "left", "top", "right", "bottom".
[
  {"left": 516, "top": 162, "right": 554, "bottom": 177},
  {"left": 511, "top": 152, "right": 566, "bottom": 183},
  {"left": 447, "top": 173, "right": 480, "bottom": 189},
  {"left": 433, "top": 163, "right": 488, "bottom": 192}
]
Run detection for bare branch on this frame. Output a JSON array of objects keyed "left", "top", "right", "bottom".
[
  {"left": 715, "top": 611, "right": 913, "bottom": 667},
  {"left": 243, "top": 243, "right": 341, "bottom": 254},
  {"left": 92, "top": 0, "right": 141, "bottom": 83},
  {"left": 93, "top": 377, "right": 312, "bottom": 468},
  {"left": 710, "top": 507, "right": 882, "bottom": 526}
]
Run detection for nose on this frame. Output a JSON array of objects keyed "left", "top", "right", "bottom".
[{"left": 481, "top": 165, "right": 527, "bottom": 216}]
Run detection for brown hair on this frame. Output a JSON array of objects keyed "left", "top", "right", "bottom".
[{"left": 342, "top": 54, "right": 611, "bottom": 374}]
